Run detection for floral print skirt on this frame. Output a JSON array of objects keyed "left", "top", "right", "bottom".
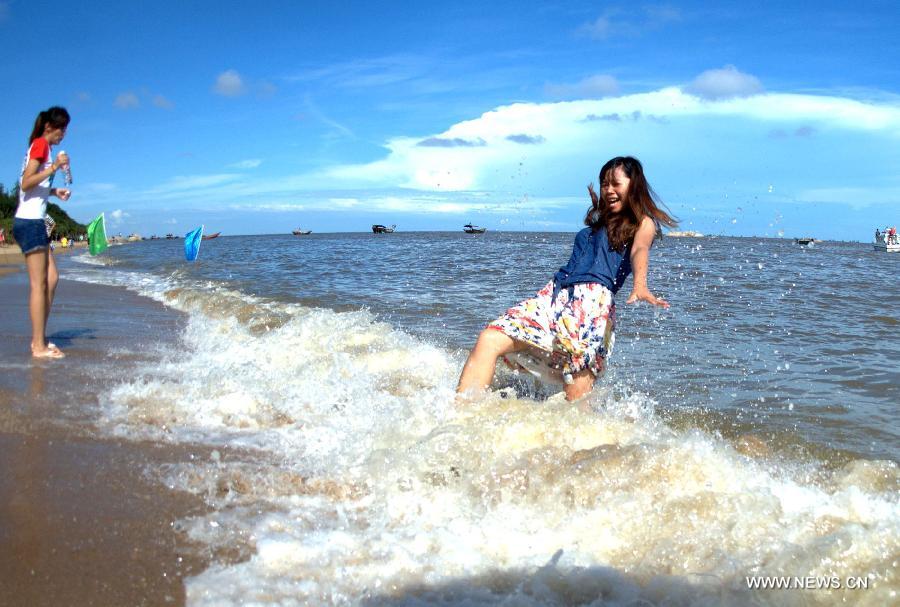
[{"left": 488, "top": 280, "right": 616, "bottom": 382}]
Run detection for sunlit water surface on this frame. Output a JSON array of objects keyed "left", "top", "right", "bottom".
[{"left": 56, "top": 233, "right": 897, "bottom": 606}]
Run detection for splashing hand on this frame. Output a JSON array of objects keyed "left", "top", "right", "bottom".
[{"left": 626, "top": 286, "right": 669, "bottom": 308}]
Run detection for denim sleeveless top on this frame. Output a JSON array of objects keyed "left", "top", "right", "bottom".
[{"left": 553, "top": 227, "right": 632, "bottom": 295}]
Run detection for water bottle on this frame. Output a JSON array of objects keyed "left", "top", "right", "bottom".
[{"left": 58, "top": 150, "right": 73, "bottom": 185}]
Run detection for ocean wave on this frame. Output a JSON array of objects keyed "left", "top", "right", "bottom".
[{"left": 62, "top": 262, "right": 899, "bottom": 605}]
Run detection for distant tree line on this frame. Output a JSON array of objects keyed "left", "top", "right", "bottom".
[{"left": 0, "top": 182, "right": 87, "bottom": 244}]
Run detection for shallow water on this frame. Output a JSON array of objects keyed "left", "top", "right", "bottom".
[{"left": 29, "top": 233, "right": 900, "bottom": 604}]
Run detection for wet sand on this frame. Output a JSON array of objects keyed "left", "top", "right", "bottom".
[{"left": 0, "top": 268, "right": 213, "bottom": 606}]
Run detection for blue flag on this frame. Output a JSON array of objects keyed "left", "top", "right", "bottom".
[{"left": 184, "top": 225, "right": 204, "bottom": 261}]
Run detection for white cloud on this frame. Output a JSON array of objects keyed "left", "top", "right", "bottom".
[
  {"left": 579, "top": 15, "right": 614, "bottom": 40},
  {"left": 578, "top": 7, "right": 681, "bottom": 40},
  {"left": 228, "top": 159, "right": 263, "bottom": 169},
  {"left": 320, "top": 87, "right": 900, "bottom": 194},
  {"left": 109, "top": 209, "right": 130, "bottom": 224},
  {"left": 94, "top": 87, "right": 899, "bottom": 222},
  {"left": 685, "top": 65, "right": 764, "bottom": 100},
  {"left": 152, "top": 94, "right": 174, "bottom": 109},
  {"left": 76, "top": 91, "right": 91, "bottom": 103},
  {"left": 213, "top": 70, "right": 246, "bottom": 96},
  {"left": 329, "top": 198, "right": 359, "bottom": 208},
  {"left": 545, "top": 74, "right": 619, "bottom": 100},
  {"left": 114, "top": 92, "right": 140, "bottom": 109}
]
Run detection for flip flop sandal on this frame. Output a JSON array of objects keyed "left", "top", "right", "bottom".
[{"left": 33, "top": 348, "right": 65, "bottom": 359}]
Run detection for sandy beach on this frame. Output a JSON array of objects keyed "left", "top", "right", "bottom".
[
  {"left": 0, "top": 242, "right": 89, "bottom": 277},
  {"left": 0, "top": 268, "right": 212, "bottom": 606}
]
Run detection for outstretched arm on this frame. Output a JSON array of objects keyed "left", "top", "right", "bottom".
[{"left": 626, "top": 216, "right": 668, "bottom": 308}]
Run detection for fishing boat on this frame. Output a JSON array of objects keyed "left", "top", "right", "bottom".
[
  {"left": 795, "top": 237, "right": 816, "bottom": 246},
  {"left": 372, "top": 224, "right": 396, "bottom": 234},
  {"left": 463, "top": 223, "right": 486, "bottom": 234},
  {"left": 874, "top": 227, "right": 899, "bottom": 252},
  {"left": 292, "top": 229, "right": 312, "bottom": 236},
  {"left": 202, "top": 232, "right": 221, "bottom": 240}
]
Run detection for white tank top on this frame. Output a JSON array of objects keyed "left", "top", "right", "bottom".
[{"left": 16, "top": 139, "right": 54, "bottom": 220}]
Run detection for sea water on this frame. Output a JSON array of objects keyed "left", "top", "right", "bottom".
[{"left": 60, "top": 233, "right": 897, "bottom": 605}]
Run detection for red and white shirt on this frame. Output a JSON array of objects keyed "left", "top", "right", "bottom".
[{"left": 16, "top": 137, "right": 54, "bottom": 219}]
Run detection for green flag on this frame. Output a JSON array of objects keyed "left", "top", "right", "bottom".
[{"left": 87, "top": 212, "right": 108, "bottom": 255}]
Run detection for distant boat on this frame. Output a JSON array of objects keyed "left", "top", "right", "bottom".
[
  {"left": 202, "top": 232, "right": 221, "bottom": 240},
  {"left": 165, "top": 233, "right": 177, "bottom": 239},
  {"left": 795, "top": 237, "right": 816, "bottom": 245},
  {"left": 874, "top": 227, "right": 899, "bottom": 252},
  {"left": 463, "top": 223, "right": 486, "bottom": 234},
  {"left": 666, "top": 230, "right": 704, "bottom": 237},
  {"left": 372, "top": 224, "right": 396, "bottom": 234},
  {"left": 292, "top": 229, "right": 312, "bottom": 235}
]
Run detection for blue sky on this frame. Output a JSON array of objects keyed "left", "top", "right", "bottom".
[{"left": 1, "top": 1, "right": 898, "bottom": 240}]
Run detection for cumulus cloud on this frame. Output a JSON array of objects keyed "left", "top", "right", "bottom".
[
  {"left": 545, "top": 74, "right": 619, "bottom": 100},
  {"left": 416, "top": 137, "right": 487, "bottom": 148},
  {"left": 685, "top": 65, "right": 763, "bottom": 100},
  {"left": 114, "top": 92, "right": 140, "bottom": 109},
  {"left": 506, "top": 134, "right": 546, "bottom": 144},
  {"left": 101, "top": 86, "right": 899, "bottom": 221},
  {"left": 320, "top": 87, "right": 900, "bottom": 195},
  {"left": 213, "top": 70, "right": 246, "bottom": 96},
  {"left": 152, "top": 94, "right": 174, "bottom": 109}
]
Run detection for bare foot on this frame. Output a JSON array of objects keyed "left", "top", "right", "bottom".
[{"left": 32, "top": 346, "right": 65, "bottom": 359}]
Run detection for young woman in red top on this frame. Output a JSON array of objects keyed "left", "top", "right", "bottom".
[{"left": 13, "top": 106, "right": 72, "bottom": 359}]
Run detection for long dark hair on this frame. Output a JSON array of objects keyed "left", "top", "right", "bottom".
[
  {"left": 583, "top": 156, "right": 677, "bottom": 251},
  {"left": 28, "top": 106, "right": 70, "bottom": 143}
]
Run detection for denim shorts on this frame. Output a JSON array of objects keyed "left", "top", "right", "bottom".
[{"left": 12, "top": 217, "right": 50, "bottom": 254}]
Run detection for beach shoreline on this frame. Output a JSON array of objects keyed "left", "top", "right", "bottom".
[
  {"left": 0, "top": 241, "right": 90, "bottom": 273},
  {"left": 0, "top": 268, "right": 213, "bottom": 606}
]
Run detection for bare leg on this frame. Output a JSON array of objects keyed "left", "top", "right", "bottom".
[
  {"left": 456, "top": 329, "right": 526, "bottom": 398},
  {"left": 563, "top": 369, "right": 595, "bottom": 402},
  {"left": 45, "top": 250, "right": 59, "bottom": 341},
  {"left": 24, "top": 249, "right": 52, "bottom": 356}
]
